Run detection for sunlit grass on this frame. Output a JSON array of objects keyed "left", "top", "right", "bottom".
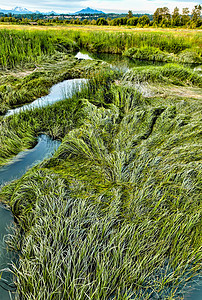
[
  {"left": 1, "top": 70, "right": 201, "bottom": 299},
  {"left": 0, "top": 26, "right": 201, "bottom": 300}
]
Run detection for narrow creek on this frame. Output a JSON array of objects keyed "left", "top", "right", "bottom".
[
  {"left": 0, "top": 77, "right": 86, "bottom": 299},
  {"left": 0, "top": 52, "right": 201, "bottom": 300},
  {"left": 6, "top": 78, "right": 87, "bottom": 117},
  {"left": 0, "top": 135, "right": 61, "bottom": 299}
]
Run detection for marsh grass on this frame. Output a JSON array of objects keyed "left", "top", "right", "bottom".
[
  {"left": 0, "top": 52, "right": 108, "bottom": 112},
  {"left": 0, "top": 29, "right": 78, "bottom": 70},
  {"left": 123, "top": 47, "right": 202, "bottom": 64},
  {"left": 123, "top": 63, "right": 202, "bottom": 87},
  {"left": 1, "top": 73, "right": 201, "bottom": 299},
  {"left": 64, "top": 30, "right": 200, "bottom": 54},
  {"left": 0, "top": 27, "right": 201, "bottom": 300},
  {"left": 0, "top": 70, "right": 117, "bottom": 166}
]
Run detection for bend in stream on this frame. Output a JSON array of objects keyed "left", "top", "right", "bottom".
[
  {"left": 6, "top": 78, "right": 87, "bottom": 117},
  {"left": 75, "top": 50, "right": 166, "bottom": 72},
  {"left": 0, "top": 135, "right": 61, "bottom": 300},
  {"left": 0, "top": 52, "right": 201, "bottom": 300}
]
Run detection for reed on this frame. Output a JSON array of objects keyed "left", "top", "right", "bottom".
[
  {"left": 123, "top": 63, "right": 202, "bottom": 87},
  {"left": 123, "top": 47, "right": 202, "bottom": 64},
  {"left": 1, "top": 72, "right": 201, "bottom": 299},
  {"left": 0, "top": 29, "right": 78, "bottom": 69},
  {"left": 63, "top": 29, "right": 201, "bottom": 54},
  {"left": 0, "top": 26, "right": 201, "bottom": 300}
]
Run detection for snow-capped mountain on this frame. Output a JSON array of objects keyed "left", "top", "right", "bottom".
[
  {"left": 0, "top": 6, "right": 105, "bottom": 15},
  {"left": 14, "top": 6, "right": 30, "bottom": 13},
  {"left": 0, "top": 7, "right": 56, "bottom": 15}
]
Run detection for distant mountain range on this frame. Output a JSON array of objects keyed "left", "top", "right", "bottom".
[
  {"left": 74, "top": 7, "right": 105, "bottom": 15},
  {"left": 0, "top": 6, "right": 105, "bottom": 15},
  {"left": 0, "top": 6, "right": 56, "bottom": 15}
]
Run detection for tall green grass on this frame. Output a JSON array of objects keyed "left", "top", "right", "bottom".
[
  {"left": 1, "top": 28, "right": 201, "bottom": 70},
  {"left": 64, "top": 30, "right": 201, "bottom": 54},
  {"left": 0, "top": 29, "right": 78, "bottom": 69},
  {"left": 0, "top": 28, "right": 201, "bottom": 299},
  {"left": 123, "top": 47, "right": 202, "bottom": 64},
  {"left": 0, "top": 51, "right": 109, "bottom": 113},
  {"left": 0, "top": 70, "right": 117, "bottom": 166},
  {"left": 1, "top": 72, "right": 201, "bottom": 299},
  {"left": 123, "top": 63, "right": 202, "bottom": 87}
]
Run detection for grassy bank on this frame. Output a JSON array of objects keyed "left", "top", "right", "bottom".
[
  {"left": 123, "top": 63, "right": 202, "bottom": 87},
  {"left": 1, "top": 72, "right": 201, "bottom": 299},
  {"left": 0, "top": 29, "right": 79, "bottom": 70},
  {"left": 0, "top": 27, "right": 201, "bottom": 64},
  {"left": 0, "top": 70, "right": 116, "bottom": 166},
  {"left": 123, "top": 47, "right": 202, "bottom": 64},
  {"left": 0, "top": 52, "right": 106, "bottom": 114},
  {"left": 0, "top": 26, "right": 201, "bottom": 300},
  {"left": 64, "top": 29, "right": 202, "bottom": 56},
  {"left": 0, "top": 28, "right": 201, "bottom": 115}
]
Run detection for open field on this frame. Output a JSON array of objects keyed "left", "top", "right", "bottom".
[
  {"left": 0, "top": 24, "right": 202, "bottom": 33},
  {"left": 0, "top": 26, "right": 201, "bottom": 300}
]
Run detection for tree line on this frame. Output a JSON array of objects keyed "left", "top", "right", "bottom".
[{"left": 0, "top": 5, "right": 201, "bottom": 28}]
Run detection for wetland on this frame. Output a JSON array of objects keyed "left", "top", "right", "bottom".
[{"left": 0, "top": 26, "right": 201, "bottom": 300}]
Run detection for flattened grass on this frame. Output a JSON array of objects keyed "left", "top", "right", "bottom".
[{"left": 1, "top": 74, "right": 201, "bottom": 299}]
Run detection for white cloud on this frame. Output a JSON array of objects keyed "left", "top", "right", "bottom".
[{"left": 0, "top": 0, "right": 200, "bottom": 13}]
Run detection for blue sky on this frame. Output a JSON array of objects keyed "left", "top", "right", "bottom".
[{"left": 0, "top": 0, "right": 201, "bottom": 14}]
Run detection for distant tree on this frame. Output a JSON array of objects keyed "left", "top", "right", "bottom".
[
  {"left": 96, "top": 18, "right": 108, "bottom": 25},
  {"left": 153, "top": 7, "right": 171, "bottom": 26},
  {"left": 74, "top": 18, "right": 81, "bottom": 25},
  {"left": 172, "top": 7, "right": 181, "bottom": 26},
  {"left": 90, "top": 19, "right": 96, "bottom": 25},
  {"left": 127, "top": 17, "right": 138, "bottom": 26},
  {"left": 110, "top": 17, "right": 127, "bottom": 26},
  {"left": 120, "top": 17, "right": 128, "bottom": 25},
  {"left": 181, "top": 8, "right": 190, "bottom": 26},
  {"left": 128, "top": 10, "right": 133, "bottom": 19},
  {"left": 82, "top": 19, "right": 89, "bottom": 25},
  {"left": 138, "top": 15, "right": 150, "bottom": 26},
  {"left": 161, "top": 7, "right": 171, "bottom": 21},
  {"left": 153, "top": 8, "right": 162, "bottom": 24},
  {"left": 191, "top": 5, "right": 202, "bottom": 26},
  {"left": 22, "top": 18, "right": 29, "bottom": 24}
]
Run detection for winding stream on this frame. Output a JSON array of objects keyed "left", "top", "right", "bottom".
[
  {"left": 0, "top": 135, "right": 61, "bottom": 299},
  {"left": 0, "top": 77, "right": 87, "bottom": 299},
  {"left": 0, "top": 52, "right": 201, "bottom": 300},
  {"left": 6, "top": 78, "right": 87, "bottom": 117},
  {"left": 75, "top": 50, "right": 166, "bottom": 72}
]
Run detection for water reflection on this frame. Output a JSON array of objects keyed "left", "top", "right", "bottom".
[
  {"left": 6, "top": 79, "right": 87, "bottom": 117},
  {"left": 0, "top": 135, "right": 61, "bottom": 299}
]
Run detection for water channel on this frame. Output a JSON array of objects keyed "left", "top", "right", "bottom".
[
  {"left": 6, "top": 78, "right": 87, "bottom": 117},
  {"left": 0, "top": 78, "right": 86, "bottom": 299},
  {"left": 0, "top": 135, "right": 61, "bottom": 299},
  {"left": 0, "top": 51, "right": 201, "bottom": 299}
]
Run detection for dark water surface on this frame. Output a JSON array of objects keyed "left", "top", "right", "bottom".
[
  {"left": 0, "top": 53, "right": 200, "bottom": 300},
  {"left": 75, "top": 50, "right": 165, "bottom": 72},
  {"left": 0, "top": 135, "right": 61, "bottom": 299}
]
